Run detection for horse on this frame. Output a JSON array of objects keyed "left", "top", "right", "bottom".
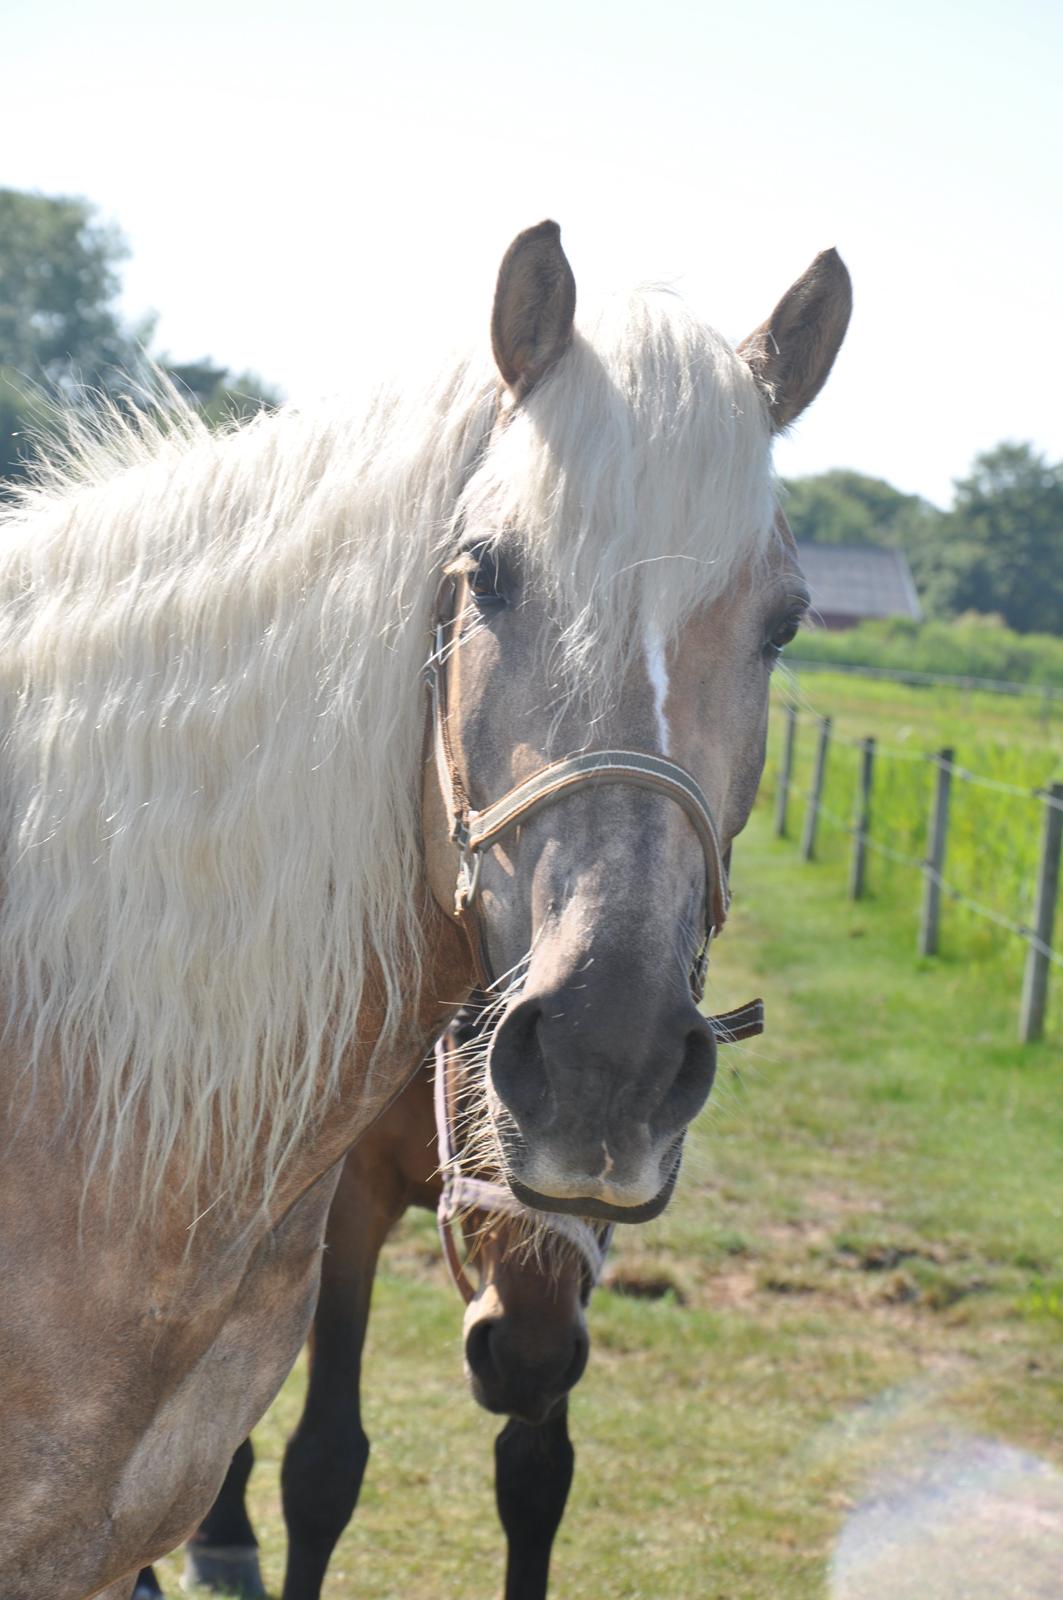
[
  {"left": 136, "top": 980, "right": 760, "bottom": 1600},
  {"left": 0, "top": 219, "right": 850, "bottom": 1596},
  {"left": 135, "top": 1000, "right": 611, "bottom": 1600}
]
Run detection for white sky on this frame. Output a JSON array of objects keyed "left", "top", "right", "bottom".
[{"left": 4, "top": 0, "right": 1062, "bottom": 506}]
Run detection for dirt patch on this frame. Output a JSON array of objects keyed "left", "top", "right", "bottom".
[{"left": 603, "top": 1263, "right": 687, "bottom": 1304}]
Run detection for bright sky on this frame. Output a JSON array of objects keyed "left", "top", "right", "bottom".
[{"left": 5, "top": 0, "right": 1062, "bottom": 506}]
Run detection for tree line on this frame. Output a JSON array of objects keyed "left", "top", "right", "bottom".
[
  {"left": 0, "top": 187, "right": 279, "bottom": 484},
  {"left": 782, "top": 453, "right": 1062, "bottom": 637},
  {"left": 2, "top": 187, "right": 1059, "bottom": 636}
]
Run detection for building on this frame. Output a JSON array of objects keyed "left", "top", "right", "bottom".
[{"left": 794, "top": 542, "right": 922, "bottom": 631}]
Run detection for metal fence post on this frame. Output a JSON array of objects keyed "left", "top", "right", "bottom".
[
  {"left": 1019, "top": 782, "right": 1063, "bottom": 1043},
  {"left": 800, "top": 717, "right": 831, "bottom": 863},
  {"left": 919, "top": 748, "right": 953, "bottom": 956},
  {"left": 774, "top": 703, "right": 798, "bottom": 839},
  {"left": 849, "top": 737, "right": 875, "bottom": 901}
]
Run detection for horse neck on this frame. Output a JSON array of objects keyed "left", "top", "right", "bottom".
[{"left": 265, "top": 894, "right": 476, "bottom": 1225}]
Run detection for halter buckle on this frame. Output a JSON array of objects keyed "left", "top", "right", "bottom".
[
  {"left": 691, "top": 936, "right": 712, "bottom": 1001},
  {"left": 456, "top": 841, "right": 483, "bottom": 913}
]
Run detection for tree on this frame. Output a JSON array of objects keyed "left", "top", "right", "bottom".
[
  {"left": 926, "top": 443, "right": 1063, "bottom": 634},
  {"left": 780, "top": 468, "right": 940, "bottom": 552},
  {"left": 0, "top": 189, "right": 280, "bottom": 486},
  {"left": 165, "top": 359, "right": 281, "bottom": 427},
  {"left": 0, "top": 188, "right": 151, "bottom": 389},
  {"left": 0, "top": 189, "right": 151, "bottom": 481}
]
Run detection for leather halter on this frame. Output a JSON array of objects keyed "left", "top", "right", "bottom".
[
  {"left": 424, "top": 569, "right": 766, "bottom": 1016},
  {"left": 433, "top": 1029, "right": 613, "bottom": 1305}
]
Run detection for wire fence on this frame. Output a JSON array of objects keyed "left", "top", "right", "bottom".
[
  {"left": 770, "top": 700, "right": 1063, "bottom": 1044},
  {"left": 785, "top": 656, "right": 1063, "bottom": 708}
]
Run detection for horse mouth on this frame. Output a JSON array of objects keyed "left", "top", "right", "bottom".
[{"left": 505, "top": 1142, "right": 683, "bottom": 1225}]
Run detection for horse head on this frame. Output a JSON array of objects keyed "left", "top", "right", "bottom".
[
  {"left": 425, "top": 222, "right": 851, "bottom": 1226},
  {"left": 460, "top": 1224, "right": 592, "bottom": 1426},
  {"left": 435, "top": 1003, "right": 602, "bottom": 1426}
]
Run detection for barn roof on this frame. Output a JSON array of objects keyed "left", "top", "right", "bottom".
[{"left": 794, "top": 542, "right": 923, "bottom": 622}]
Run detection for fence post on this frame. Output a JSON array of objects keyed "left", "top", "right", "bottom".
[
  {"left": 800, "top": 717, "right": 831, "bottom": 863},
  {"left": 1019, "top": 782, "right": 1063, "bottom": 1043},
  {"left": 774, "top": 703, "right": 798, "bottom": 839},
  {"left": 848, "top": 737, "right": 875, "bottom": 901},
  {"left": 919, "top": 748, "right": 953, "bottom": 956}
]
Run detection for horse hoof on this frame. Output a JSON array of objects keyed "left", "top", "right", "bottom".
[{"left": 182, "top": 1545, "right": 266, "bottom": 1597}]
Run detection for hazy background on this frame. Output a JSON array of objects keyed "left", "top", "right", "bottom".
[{"left": 5, "top": 0, "right": 1061, "bottom": 507}]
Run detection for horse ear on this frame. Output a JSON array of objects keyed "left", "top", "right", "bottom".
[
  {"left": 491, "top": 220, "right": 576, "bottom": 397},
  {"left": 737, "top": 248, "right": 852, "bottom": 432}
]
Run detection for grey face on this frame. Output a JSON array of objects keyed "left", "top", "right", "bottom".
[
  {"left": 433, "top": 527, "right": 808, "bottom": 1223},
  {"left": 423, "top": 220, "right": 848, "bottom": 1224}
]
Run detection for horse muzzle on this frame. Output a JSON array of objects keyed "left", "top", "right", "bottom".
[
  {"left": 486, "top": 987, "right": 715, "bottom": 1221},
  {"left": 464, "top": 1295, "right": 590, "bottom": 1423}
]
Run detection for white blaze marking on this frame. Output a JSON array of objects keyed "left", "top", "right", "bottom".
[{"left": 644, "top": 621, "right": 670, "bottom": 754}]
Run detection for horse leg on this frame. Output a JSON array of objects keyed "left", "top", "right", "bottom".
[
  {"left": 280, "top": 1156, "right": 401, "bottom": 1600},
  {"left": 183, "top": 1437, "right": 264, "bottom": 1596},
  {"left": 495, "top": 1400, "right": 575, "bottom": 1600},
  {"left": 131, "top": 1567, "right": 161, "bottom": 1598}
]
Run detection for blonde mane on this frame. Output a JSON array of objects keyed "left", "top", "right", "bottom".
[{"left": 0, "top": 288, "right": 773, "bottom": 1207}]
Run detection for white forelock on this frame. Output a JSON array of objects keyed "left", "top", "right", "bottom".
[{"left": 458, "top": 288, "right": 775, "bottom": 709}]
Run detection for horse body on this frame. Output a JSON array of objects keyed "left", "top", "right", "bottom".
[
  {"left": 0, "top": 221, "right": 849, "bottom": 1593},
  {"left": 138, "top": 1008, "right": 592, "bottom": 1600},
  {"left": 0, "top": 912, "right": 474, "bottom": 1597}
]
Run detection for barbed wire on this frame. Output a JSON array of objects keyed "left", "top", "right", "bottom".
[
  {"left": 782, "top": 708, "right": 932, "bottom": 764},
  {"left": 922, "top": 867, "right": 1062, "bottom": 968},
  {"left": 783, "top": 657, "right": 1063, "bottom": 702},
  {"left": 836, "top": 732, "right": 930, "bottom": 765},
  {"left": 777, "top": 705, "right": 1062, "bottom": 805},
  {"left": 938, "top": 758, "right": 1047, "bottom": 801},
  {"left": 789, "top": 786, "right": 1062, "bottom": 969}
]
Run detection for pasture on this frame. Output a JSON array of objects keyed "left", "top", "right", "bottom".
[
  {"left": 158, "top": 673, "right": 1063, "bottom": 1598},
  {"left": 771, "top": 668, "right": 1063, "bottom": 1026}
]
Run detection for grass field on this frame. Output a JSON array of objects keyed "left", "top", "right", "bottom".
[
  {"left": 779, "top": 662, "right": 1063, "bottom": 762},
  {"left": 157, "top": 672, "right": 1063, "bottom": 1599},
  {"left": 769, "top": 668, "right": 1063, "bottom": 996}
]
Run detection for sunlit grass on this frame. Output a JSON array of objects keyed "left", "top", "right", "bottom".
[
  {"left": 767, "top": 669, "right": 1063, "bottom": 978},
  {"left": 157, "top": 757, "right": 1063, "bottom": 1598}
]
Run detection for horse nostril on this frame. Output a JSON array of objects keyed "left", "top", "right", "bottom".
[
  {"left": 488, "top": 1001, "right": 553, "bottom": 1133},
  {"left": 464, "top": 1317, "right": 499, "bottom": 1384},
  {"left": 651, "top": 1015, "right": 716, "bottom": 1136}
]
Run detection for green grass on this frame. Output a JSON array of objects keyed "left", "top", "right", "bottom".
[
  {"left": 768, "top": 668, "right": 1063, "bottom": 980},
  {"left": 786, "top": 615, "right": 1063, "bottom": 691},
  {"left": 158, "top": 769, "right": 1063, "bottom": 1599}
]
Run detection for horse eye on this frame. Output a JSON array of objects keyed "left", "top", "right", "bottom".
[
  {"left": 467, "top": 543, "right": 507, "bottom": 609},
  {"left": 765, "top": 610, "right": 804, "bottom": 657}
]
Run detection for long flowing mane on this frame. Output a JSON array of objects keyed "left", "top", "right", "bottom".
[{"left": 0, "top": 288, "right": 773, "bottom": 1206}]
